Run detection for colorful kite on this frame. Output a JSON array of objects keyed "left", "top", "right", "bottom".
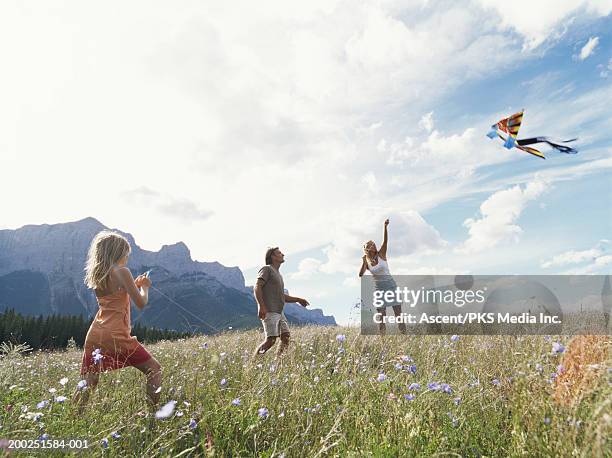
[{"left": 487, "top": 110, "right": 578, "bottom": 159}]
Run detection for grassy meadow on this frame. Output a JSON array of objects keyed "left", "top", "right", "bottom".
[{"left": 1, "top": 327, "right": 611, "bottom": 457}]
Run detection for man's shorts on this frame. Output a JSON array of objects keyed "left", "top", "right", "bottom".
[{"left": 261, "top": 312, "right": 290, "bottom": 338}]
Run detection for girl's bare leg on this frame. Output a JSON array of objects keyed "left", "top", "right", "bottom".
[
  {"left": 134, "top": 357, "right": 162, "bottom": 408},
  {"left": 73, "top": 372, "right": 100, "bottom": 412}
]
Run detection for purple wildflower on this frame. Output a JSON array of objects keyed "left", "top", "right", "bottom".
[
  {"left": 552, "top": 342, "right": 565, "bottom": 354},
  {"left": 258, "top": 407, "right": 269, "bottom": 419}
]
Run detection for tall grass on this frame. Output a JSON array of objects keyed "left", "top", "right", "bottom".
[{"left": 1, "top": 327, "right": 610, "bottom": 457}]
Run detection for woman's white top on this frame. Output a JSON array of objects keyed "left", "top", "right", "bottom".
[{"left": 367, "top": 256, "right": 392, "bottom": 276}]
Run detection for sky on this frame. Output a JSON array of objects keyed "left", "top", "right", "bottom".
[{"left": 1, "top": 0, "right": 611, "bottom": 325}]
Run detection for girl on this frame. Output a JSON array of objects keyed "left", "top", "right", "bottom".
[
  {"left": 74, "top": 230, "right": 162, "bottom": 409},
  {"left": 359, "top": 219, "right": 407, "bottom": 335}
]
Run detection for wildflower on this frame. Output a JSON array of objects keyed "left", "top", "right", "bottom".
[
  {"left": 48, "top": 388, "right": 57, "bottom": 394},
  {"left": 232, "top": 398, "right": 241, "bottom": 406},
  {"left": 376, "top": 373, "right": 387, "bottom": 382},
  {"left": 220, "top": 378, "right": 227, "bottom": 387},
  {"left": 36, "top": 400, "right": 49, "bottom": 409},
  {"left": 556, "top": 364, "right": 564, "bottom": 374},
  {"left": 38, "top": 433, "right": 49, "bottom": 441},
  {"left": 408, "top": 383, "right": 421, "bottom": 391},
  {"left": 407, "top": 364, "right": 417, "bottom": 375},
  {"left": 201, "top": 343, "right": 208, "bottom": 350},
  {"left": 400, "top": 355, "right": 412, "bottom": 363},
  {"left": 100, "top": 438, "right": 109, "bottom": 449},
  {"left": 258, "top": 407, "right": 269, "bottom": 419},
  {"left": 535, "top": 363, "right": 543, "bottom": 373},
  {"left": 454, "top": 397, "right": 461, "bottom": 406},
  {"left": 387, "top": 393, "right": 397, "bottom": 401},
  {"left": 313, "top": 376, "right": 320, "bottom": 383},
  {"left": 403, "top": 394, "right": 415, "bottom": 401},
  {"left": 155, "top": 401, "right": 177, "bottom": 419},
  {"left": 59, "top": 377, "right": 68, "bottom": 386},
  {"left": 189, "top": 418, "right": 197, "bottom": 430},
  {"left": 552, "top": 342, "right": 565, "bottom": 354},
  {"left": 492, "top": 379, "right": 500, "bottom": 386},
  {"left": 394, "top": 362, "right": 403, "bottom": 370},
  {"left": 441, "top": 383, "right": 453, "bottom": 394},
  {"left": 55, "top": 396, "right": 67, "bottom": 403},
  {"left": 76, "top": 380, "right": 87, "bottom": 390},
  {"left": 544, "top": 417, "right": 551, "bottom": 425},
  {"left": 450, "top": 335, "right": 460, "bottom": 342},
  {"left": 336, "top": 334, "right": 346, "bottom": 343},
  {"left": 428, "top": 382, "right": 441, "bottom": 391},
  {"left": 92, "top": 348, "right": 103, "bottom": 364},
  {"left": 110, "top": 431, "right": 121, "bottom": 439},
  {"left": 447, "top": 412, "right": 458, "bottom": 427}
]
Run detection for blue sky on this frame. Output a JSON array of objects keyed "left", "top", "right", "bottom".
[{"left": 1, "top": 1, "right": 610, "bottom": 325}]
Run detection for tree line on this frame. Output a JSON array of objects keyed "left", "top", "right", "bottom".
[{"left": 0, "top": 309, "right": 192, "bottom": 351}]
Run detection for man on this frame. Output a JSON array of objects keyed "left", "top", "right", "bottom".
[{"left": 254, "top": 247, "right": 309, "bottom": 356}]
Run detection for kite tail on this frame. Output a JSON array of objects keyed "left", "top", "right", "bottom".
[{"left": 517, "top": 137, "right": 579, "bottom": 154}]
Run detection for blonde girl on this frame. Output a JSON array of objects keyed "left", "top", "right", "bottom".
[
  {"left": 359, "top": 219, "right": 407, "bottom": 335},
  {"left": 74, "top": 231, "right": 162, "bottom": 409}
]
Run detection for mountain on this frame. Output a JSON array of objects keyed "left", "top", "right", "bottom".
[{"left": 0, "top": 218, "right": 336, "bottom": 332}]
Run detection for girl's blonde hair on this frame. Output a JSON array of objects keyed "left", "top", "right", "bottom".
[
  {"left": 363, "top": 240, "right": 376, "bottom": 261},
  {"left": 84, "top": 230, "right": 131, "bottom": 291}
]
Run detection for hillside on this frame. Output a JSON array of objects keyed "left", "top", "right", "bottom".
[{"left": 0, "top": 218, "right": 336, "bottom": 332}]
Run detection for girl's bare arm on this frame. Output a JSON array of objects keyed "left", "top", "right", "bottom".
[{"left": 115, "top": 267, "right": 150, "bottom": 309}]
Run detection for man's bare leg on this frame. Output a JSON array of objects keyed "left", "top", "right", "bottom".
[
  {"left": 254, "top": 336, "right": 277, "bottom": 356},
  {"left": 276, "top": 332, "right": 290, "bottom": 356}
]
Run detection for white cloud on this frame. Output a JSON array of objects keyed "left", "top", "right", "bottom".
[
  {"left": 542, "top": 249, "right": 599, "bottom": 268},
  {"left": 578, "top": 36, "right": 599, "bottom": 60},
  {"left": 598, "top": 57, "right": 612, "bottom": 78},
  {"left": 475, "top": 0, "right": 611, "bottom": 50},
  {"left": 418, "top": 111, "right": 434, "bottom": 132},
  {"left": 321, "top": 209, "right": 447, "bottom": 274},
  {"left": 541, "top": 239, "right": 609, "bottom": 268},
  {"left": 121, "top": 187, "right": 212, "bottom": 223},
  {"left": 290, "top": 257, "right": 323, "bottom": 280},
  {"left": 456, "top": 177, "right": 550, "bottom": 254}
]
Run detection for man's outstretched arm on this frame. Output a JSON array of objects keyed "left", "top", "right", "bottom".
[{"left": 285, "top": 293, "right": 309, "bottom": 307}]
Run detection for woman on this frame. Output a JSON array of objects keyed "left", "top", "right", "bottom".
[
  {"left": 74, "top": 230, "right": 162, "bottom": 410},
  {"left": 359, "top": 219, "right": 406, "bottom": 335}
]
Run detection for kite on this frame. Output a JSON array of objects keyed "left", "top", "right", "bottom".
[{"left": 487, "top": 110, "right": 578, "bottom": 159}]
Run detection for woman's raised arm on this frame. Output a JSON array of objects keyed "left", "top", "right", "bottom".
[{"left": 379, "top": 219, "right": 389, "bottom": 260}]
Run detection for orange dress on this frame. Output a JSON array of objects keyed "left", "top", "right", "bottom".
[{"left": 80, "top": 287, "right": 152, "bottom": 375}]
